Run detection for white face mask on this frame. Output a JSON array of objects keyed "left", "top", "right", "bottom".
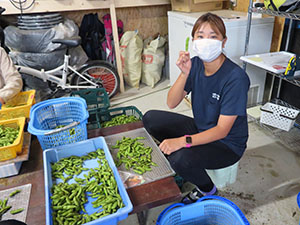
[{"left": 192, "top": 39, "right": 223, "bottom": 62}]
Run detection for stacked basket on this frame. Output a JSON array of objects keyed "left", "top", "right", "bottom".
[
  {"left": 28, "top": 97, "right": 89, "bottom": 150},
  {"left": 0, "top": 90, "right": 36, "bottom": 162},
  {"left": 71, "top": 88, "right": 143, "bottom": 130}
]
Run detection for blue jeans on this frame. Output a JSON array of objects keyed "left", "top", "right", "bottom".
[{"left": 142, "top": 110, "right": 241, "bottom": 192}]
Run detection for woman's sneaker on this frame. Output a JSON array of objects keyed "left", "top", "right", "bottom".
[{"left": 181, "top": 186, "right": 218, "bottom": 204}]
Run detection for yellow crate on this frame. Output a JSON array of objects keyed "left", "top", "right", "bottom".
[
  {"left": 0, "top": 117, "right": 26, "bottom": 161},
  {"left": 0, "top": 90, "right": 36, "bottom": 120}
]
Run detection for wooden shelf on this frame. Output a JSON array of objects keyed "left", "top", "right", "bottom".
[{"left": 1, "top": 0, "right": 171, "bottom": 15}]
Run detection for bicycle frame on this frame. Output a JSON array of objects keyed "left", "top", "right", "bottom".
[{"left": 16, "top": 54, "right": 99, "bottom": 89}]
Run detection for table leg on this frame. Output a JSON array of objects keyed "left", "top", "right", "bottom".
[{"left": 137, "top": 210, "right": 148, "bottom": 225}]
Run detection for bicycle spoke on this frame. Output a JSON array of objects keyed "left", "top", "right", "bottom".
[{"left": 74, "top": 62, "right": 119, "bottom": 98}]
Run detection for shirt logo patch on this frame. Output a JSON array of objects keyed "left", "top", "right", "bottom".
[{"left": 212, "top": 93, "right": 220, "bottom": 101}]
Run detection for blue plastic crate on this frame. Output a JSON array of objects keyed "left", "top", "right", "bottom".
[
  {"left": 157, "top": 196, "right": 250, "bottom": 225},
  {"left": 43, "top": 137, "right": 133, "bottom": 225},
  {"left": 28, "top": 97, "right": 89, "bottom": 150}
]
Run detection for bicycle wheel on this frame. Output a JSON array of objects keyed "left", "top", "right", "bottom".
[{"left": 71, "top": 60, "right": 120, "bottom": 98}]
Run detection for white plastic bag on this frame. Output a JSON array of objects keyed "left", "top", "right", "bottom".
[
  {"left": 120, "top": 31, "right": 143, "bottom": 88},
  {"left": 141, "top": 35, "right": 166, "bottom": 88}
]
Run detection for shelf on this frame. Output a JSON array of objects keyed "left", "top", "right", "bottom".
[
  {"left": 1, "top": 0, "right": 171, "bottom": 15},
  {"left": 245, "top": 4, "right": 300, "bottom": 153},
  {"left": 247, "top": 100, "right": 300, "bottom": 153},
  {"left": 251, "top": 8, "right": 300, "bottom": 20},
  {"left": 267, "top": 71, "right": 300, "bottom": 87}
]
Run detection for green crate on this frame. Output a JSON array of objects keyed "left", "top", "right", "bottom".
[
  {"left": 70, "top": 88, "right": 110, "bottom": 111},
  {"left": 88, "top": 106, "right": 143, "bottom": 130}
]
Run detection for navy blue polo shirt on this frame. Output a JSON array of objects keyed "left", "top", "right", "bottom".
[{"left": 184, "top": 56, "right": 250, "bottom": 156}]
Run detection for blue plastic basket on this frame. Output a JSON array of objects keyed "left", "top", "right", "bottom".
[
  {"left": 43, "top": 137, "right": 133, "bottom": 225},
  {"left": 298, "top": 192, "right": 300, "bottom": 225},
  {"left": 28, "top": 97, "right": 89, "bottom": 150},
  {"left": 157, "top": 196, "right": 250, "bottom": 225}
]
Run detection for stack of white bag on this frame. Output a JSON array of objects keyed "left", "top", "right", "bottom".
[{"left": 120, "top": 30, "right": 166, "bottom": 88}]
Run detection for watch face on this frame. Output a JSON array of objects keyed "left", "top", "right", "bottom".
[{"left": 186, "top": 136, "right": 192, "bottom": 144}]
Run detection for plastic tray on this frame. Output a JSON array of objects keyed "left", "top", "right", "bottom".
[
  {"left": 43, "top": 137, "right": 133, "bottom": 225},
  {"left": 240, "top": 51, "right": 295, "bottom": 74},
  {"left": 0, "top": 90, "right": 36, "bottom": 120},
  {"left": 0, "top": 117, "right": 26, "bottom": 161},
  {"left": 104, "top": 128, "right": 175, "bottom": 187},
  {"left": 88, "top": 106, "right": 143, "bottom": 130},
  {"left": 156, "top": 196, "right": 250, "bottom": 225},
  {"left": 71, "top": 88, "right": 110, "bottom": 111},
  {"left": 28, "top": 97, "right": 89, "bottom": 150},
  {"left": 260, "top": 102, "right": 299, "bottom": 131}
]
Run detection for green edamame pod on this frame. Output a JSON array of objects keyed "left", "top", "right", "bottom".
[
  {"left": 9, "top": 189, "right": 21, "bottom": 197},
  {"left": 10, "top": 208, "right": 24, "bottom": 215}
]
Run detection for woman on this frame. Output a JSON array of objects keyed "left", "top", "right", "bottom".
[
  {"left": 0, "top": 47, "right": 23, "bottom": 108},
  {"left": 143, "top": 13, "right": 250, "bottom": 203}
]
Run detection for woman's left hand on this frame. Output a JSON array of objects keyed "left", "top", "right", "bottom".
[{"left": 159, "top": 137, "right": 185, "bottom": 155}]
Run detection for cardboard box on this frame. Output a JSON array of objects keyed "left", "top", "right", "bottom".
[{"left": 171, "top": 0, "right": 224, "bottom": 12}]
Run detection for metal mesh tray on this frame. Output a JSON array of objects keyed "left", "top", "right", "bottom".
[{"left": 104, "top": 128, "right": 175, "bottom": 186}]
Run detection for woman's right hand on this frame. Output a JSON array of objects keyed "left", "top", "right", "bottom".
[{"left": 176, "top": 51, "right": 191, "bottom": 76}]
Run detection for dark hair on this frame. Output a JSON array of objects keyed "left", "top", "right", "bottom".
[{"left": 191, "top": 13, "right": 226, "bottom": 39}]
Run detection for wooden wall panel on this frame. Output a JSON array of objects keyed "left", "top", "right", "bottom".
[
  {"left": 234, "top": 0, "right": 249, "bottom": 12},
  {"left": 270, "top": 17, "right": 285, "bottom": 52},
  {"left": 62, "top": 5, "right": 171, "bottom": 40}
]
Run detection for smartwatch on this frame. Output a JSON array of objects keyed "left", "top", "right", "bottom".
[{"left": 184, "top": 135, "right": 192, "bottom": 148}]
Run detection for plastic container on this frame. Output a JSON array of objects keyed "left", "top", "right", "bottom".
[
  {"left": 260, "top": 102, "right": 299, "bottom": 131},
  {"left": 88, "top": 106, "right": 143, "bottom": 130},
  {"left": 0, "top": 117, "right": 26, "bottom": 161},
  {"left": 28, "top": 97, "right": 89, "bottom": 150},
  {"left": 298, "top": 192, "right": 300, "bottom": 225},
  {"left": 43, "top": 137, "right": 133, "bottom": 225},
  {"left": 0, "top": 90, "right": 36, "bottom": 120},
  {"left": 156, "top": 195, "right": 250, "bottom": 225},
  {"left": 71, "top": 88, "right": 110, "bottom": 111},
  {"left": 206, "top": 161, "right": 239, "bottom": 188},
  {"left": 0, "top": 162, "right": 22, "bottom": 178},
  {"left": 240, "top": 51, "right": 295, "bottom": 74}
]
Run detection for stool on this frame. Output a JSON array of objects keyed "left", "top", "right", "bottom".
[{"left": 206, "top": 161, "right": 239, "bottom": 188}]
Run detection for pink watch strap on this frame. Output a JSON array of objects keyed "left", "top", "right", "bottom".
[{"left": 185, "top": 143, "right": 192, "bottom": 148}]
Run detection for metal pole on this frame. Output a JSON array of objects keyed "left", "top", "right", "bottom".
[
  {"left": 285, "top": 19, "right": 293, "bottom": 51},
  {"left": 276, "top": 19, "right": 293, "bottom": 99},
  {"left": 243, "top": 0, "right": 254, "bottom": 71}
]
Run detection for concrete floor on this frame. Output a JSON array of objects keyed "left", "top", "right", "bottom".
[{"left": 110, "top": 78, "right": 300, "bottom": 225}]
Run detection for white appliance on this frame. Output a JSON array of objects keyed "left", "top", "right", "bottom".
[{"left": 168, "top": 10, "right": 275, "bottom": 105}]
